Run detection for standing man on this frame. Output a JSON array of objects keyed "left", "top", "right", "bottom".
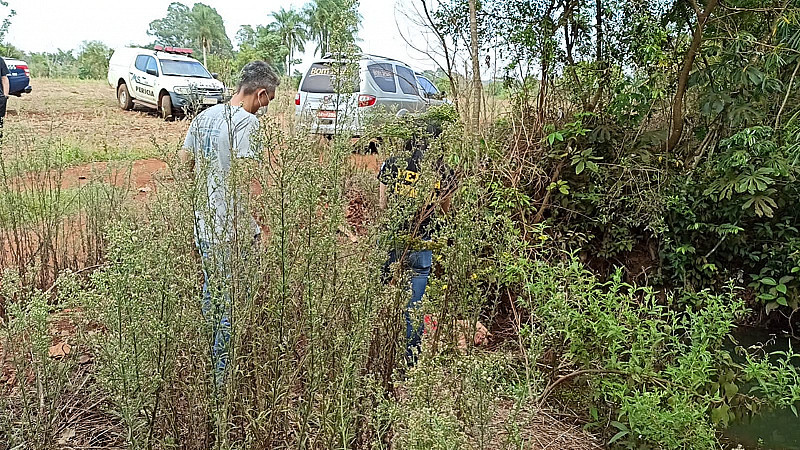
[
  {"left": 379, "top": 119, "right": 453, "bottom": 365},
  {"left": 0, "top": 57, "right": 10, "bottom": 139},
  {"left": 179, "top": 61, "right": 279, "bottom": 383}
]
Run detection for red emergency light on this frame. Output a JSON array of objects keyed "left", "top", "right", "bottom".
[{"left": 154, "top": 45, "right": 194, "bottom": 55}]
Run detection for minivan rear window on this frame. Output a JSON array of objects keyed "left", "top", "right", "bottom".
[
  {"left": 396, "top": 66, "right": 420, "bottom": 96},
  {"left": 368, "top": 63, "right": 396, "bottom": 93},
  {"left": 301, "top": 62, "right": 360, "bottom": 94}
]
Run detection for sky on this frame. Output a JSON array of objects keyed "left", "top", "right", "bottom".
[{"left": 3, "top": 0, "right": 449, "bottom": 73}]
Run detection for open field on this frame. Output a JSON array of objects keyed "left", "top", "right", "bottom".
[
  {"left": 4, "top": 78, "right": 186, "bottom": 163},
  {"left": 2, "top": 77, "right": 379, "bottom": 186}
]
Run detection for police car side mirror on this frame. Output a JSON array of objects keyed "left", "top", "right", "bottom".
[
  {"left": 212, "top": 73, "right": 219, "bottom": 79},
  {"left": 146, "top": 68, "right": 158, "bottom": 76}
]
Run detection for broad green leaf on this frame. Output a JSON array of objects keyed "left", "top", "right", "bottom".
[
  {"left": 723, "top": 382, "right": 739, "bottom": 399},
  {"left": 711, "top": 405, "right": 730, "bottom": 426},
  {"left": 608, "top": 430, "right": 629, "bottom": 445},
  {"left": 766, "top": 302, "right": 780, "bottom": 314},
  {"left": 610, "top": 421, "right": 628, "bottom": 431}
]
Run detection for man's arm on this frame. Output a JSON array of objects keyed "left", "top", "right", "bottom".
[
  {"left": 0, "top": 58, "right": 9, "bottom": 97},
  {"left": 179, "top": 119, "right": 198, "bottom": 174},
  {"left": 379, "top": 182, "right": 388, "bottom": 210}
]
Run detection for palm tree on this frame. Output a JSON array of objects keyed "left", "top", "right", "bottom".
[
  {"left": 303, "top": 0, "right": 329, "bottom": 56},
  {"left": 191, "top": 4, "right": 228, "bottom": 67},
  {"left": 271, "top": 7, "right": 308, "bottom": 75},
  {"left": 303, "top": 0, "right": 360, "bottom": 57}
]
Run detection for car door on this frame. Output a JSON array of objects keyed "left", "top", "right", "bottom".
[
  {"left": 395, "top": 65, "right": 426, "bottom": 112},
  {"left": 130, "top": 55, "right": 158, "bottom": 105}
]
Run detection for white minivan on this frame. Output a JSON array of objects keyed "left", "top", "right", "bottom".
[
  {"left": 295, "top": 54, "right": 433, "bottom": 137},
  {"left": 107, "top": 46, "right": 225, "bottom": 120}
]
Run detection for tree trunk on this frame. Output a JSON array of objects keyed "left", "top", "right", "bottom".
[
  {"left": 468, "top": 0, "right": 481, "bottom": 132},
  {"left": 588, "top": 0, "right": 605, "bottom": 111},
  {"left": 665, "top": 0, "right": 718, "bottom": 153},
  {"left": 563, "top": 0, "right": 584, "bottom": 109},
  {"left": 537, "top": 1, "right": 557, "bottom": 125},
  {"left": 537, "top": 58, "right": 548, "bottom": 126},
  {"left": 202, "top": 40, "right": 208, "bottom": 68}
]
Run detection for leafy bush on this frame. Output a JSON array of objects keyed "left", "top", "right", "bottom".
[{"left": 513, "top": 256, "right": 800, "bottom": 449}]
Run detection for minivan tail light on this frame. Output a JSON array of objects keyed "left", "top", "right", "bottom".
[
  {"left": 295, "top": 93, "right": 301, "bottom": 106},
  {"left": 18, "top": 64, "right": 30, "bottom": 78},
  {"left": 358, "top": 95, "right": 376, "bottom": 107}
]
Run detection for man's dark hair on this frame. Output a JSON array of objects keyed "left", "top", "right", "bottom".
[{"left": 237, "top": 61, "right": 280, "bottom": 95}]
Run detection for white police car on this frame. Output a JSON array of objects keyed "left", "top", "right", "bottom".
[{"left": 107, "top": 46, "right": 224, "bottom": 120}]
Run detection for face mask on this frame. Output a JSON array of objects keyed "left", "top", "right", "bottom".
[{"left": 256, "top": 91, "right": 269, "bottom": 117}]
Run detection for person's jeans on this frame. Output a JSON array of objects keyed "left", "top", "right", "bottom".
[
  {"left": 197, "top": 240, "right": 242, "bottom": 384},
  {"left": 385, "top": 248, "right": 433, "bottom": 364}
]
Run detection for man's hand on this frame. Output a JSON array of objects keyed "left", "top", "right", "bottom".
[
  {"left": 1, "top": 76, "right": 8, "bottom": 97},
  {"left": 177, "top": 148, "right": 194, "bottom": 174}
]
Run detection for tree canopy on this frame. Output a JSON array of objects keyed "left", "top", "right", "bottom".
[
  {"left": 234, "top": 24, "right": 289, "bottom": 76},
  {"left": 147, "top": 2, "right": 232, "bottom": 66}
]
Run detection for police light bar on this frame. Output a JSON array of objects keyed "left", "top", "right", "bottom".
[{"left": 154, "top": 45, "right": 193, "bottom": 55}]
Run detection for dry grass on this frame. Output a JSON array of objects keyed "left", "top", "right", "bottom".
[
  {"left": 2, "top": 77, "right": 299, "bottom": 165},
  {"left": 484, "top": 401, "right": 603, "bottom": 450},
  {"left": 4, "top": 78, "right": 187, "bottom": 163}
]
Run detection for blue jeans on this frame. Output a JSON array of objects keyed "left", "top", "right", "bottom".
[
  {"left": 198, "top": 240, "right": 236, "bottom": 384},
  {"left": 385, "top": 248, "right": 433, "bottom": 364}
]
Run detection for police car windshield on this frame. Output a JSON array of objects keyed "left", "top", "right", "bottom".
[{"left": 160, "top": 60, "right": 212, "bottom": 78}]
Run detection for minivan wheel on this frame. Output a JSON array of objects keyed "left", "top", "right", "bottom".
[
  {"left": 117, "top": 83, "right": 133, "bottom": 110},
  {"left": 160, "top": 94, "right": 173, "bottom": 121}
]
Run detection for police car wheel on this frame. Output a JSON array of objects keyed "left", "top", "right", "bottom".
[
  {"left": 160, "top": 95, "right": 173, "bottom": 121},
  {"left": 117, "top": 84, "right": 133, "bottom": 111}
]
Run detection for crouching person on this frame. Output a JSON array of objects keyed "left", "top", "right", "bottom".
[
  {"left": 179, "top": 61, "right": 279, "bottom": 384},
  {"left": 379, "top": 120, "right": 454, "bottom": 366}
]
